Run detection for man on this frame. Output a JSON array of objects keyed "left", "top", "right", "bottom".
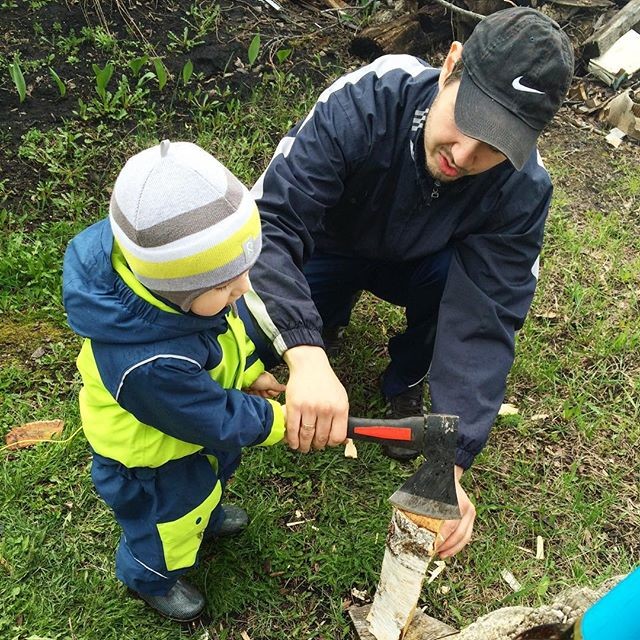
[{"left": 238, "top": 8, "right": 574, "bottom": 557}]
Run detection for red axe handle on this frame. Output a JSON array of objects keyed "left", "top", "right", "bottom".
[{"left": 347, "top": 415, "right": 425, "bottom": 449}]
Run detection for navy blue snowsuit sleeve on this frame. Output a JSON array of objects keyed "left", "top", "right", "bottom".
[
  {"left": 430, "top": 166, "right": 552, "bottom": 469},
  {"left": 117, "top": 357, "right": 277, "bottom": 451},
  {"left": 247, "top": 76, "right": 380, "bottom": 352}
]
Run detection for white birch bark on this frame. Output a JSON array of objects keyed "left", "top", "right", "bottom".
[{"left": 366, "top": 509, "right": 441, "bottom": 640}]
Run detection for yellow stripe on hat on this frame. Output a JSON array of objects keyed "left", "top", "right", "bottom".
[{"left": 120, "top": 208, "right": 260, "bottom": 280}]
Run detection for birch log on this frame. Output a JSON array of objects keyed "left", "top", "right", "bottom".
[{"left": 366, "top": 509, "right": 442, "bottom": 640}]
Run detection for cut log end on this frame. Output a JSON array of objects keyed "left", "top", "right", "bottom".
[{"left": 401, "top": 511, "right": 444, "bottom": 536}]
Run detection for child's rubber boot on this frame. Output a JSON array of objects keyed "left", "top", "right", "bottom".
[
  {"left": 217, "top": 505, "right": 249, "bottom": 537},
  {"left": 136, "top": 578, "right": 205, "bottom": 622}
]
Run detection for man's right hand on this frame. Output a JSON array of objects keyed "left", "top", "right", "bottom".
[{"left": 283, "top": 345, "right": 349, "bottom": 453}]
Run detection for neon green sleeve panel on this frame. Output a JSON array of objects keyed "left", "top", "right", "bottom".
[
  {"left": 242, "top": 358, "right": 266, "bottom": 389},
  {"left": 240, "top": 319, "right": 266, "bottom": 388},
  {"left": 77, "top": 340, "right": 202, "bottom": 468},
  {"left": 262, "top": 400, "right": 285, "bottom": 445}
]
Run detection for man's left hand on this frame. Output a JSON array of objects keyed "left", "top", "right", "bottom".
[{"left": 435, "top": 465, "right": 476, "bottom": 558}]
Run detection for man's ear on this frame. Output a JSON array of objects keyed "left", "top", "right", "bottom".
[{"left": 438, "top": 41, "right": 463, "bottom": 90}]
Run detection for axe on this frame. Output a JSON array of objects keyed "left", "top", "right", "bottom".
[{"left": 346, "top": 414, "right": 461, "bottom": 521}]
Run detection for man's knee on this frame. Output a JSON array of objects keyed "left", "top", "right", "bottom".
[{"left": 412, "top": 247, "right": 453, "bottom": 291}]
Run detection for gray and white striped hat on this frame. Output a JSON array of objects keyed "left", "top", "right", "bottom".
[{"left": 109, "top": 140, "right": 262, "bottom": 312}]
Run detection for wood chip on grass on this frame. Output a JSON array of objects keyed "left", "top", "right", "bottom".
[
  {"left": 344, "top": 438, "right": 358, "bottom": 458},
  {"left": 427, "top": 560, "right": 446, "bottom": 584},
  {"left": 501, "top": 569, "right": 522, "bottom": 592},
  {"left": 498, "top": 403, "right": 519, "bottom": 416}
]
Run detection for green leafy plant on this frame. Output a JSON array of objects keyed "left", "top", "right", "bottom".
[
  {"left": 276, "top": 48, "right": 292, "bottom": 64},
  {"left": 48, "top": 67, "right": 66, "bottom": 97},
  {"left": 248, "top": 34, "right": 261, "bottom": 65},
  {"left": 167, "top": 26, "right": 204, "bottom": 53},
  {"left": 87, "top": 25, "right": 118, "bottom": 52},
  {"left": 182, "top": 59, "right": 194, "bottom": 85},
  {"left": 92, "top": 62, "right": 114, "bottom": 100},
  {"left": 128, "top": 54, "right": 149, "bottom": 76},
  {"left": 152, "top": 57, "right": 168, "bottom": 90},
  {"left": 8, "top": 54, "right": 27, "bottom": 102},
  {"left": 185, "top": 0, "right": 221, "bottom": 38},
  {"left": 54, "top": 28, "right": 89, "bottom": 60},
  {"left": 78, "top": 71, "right": 156, "bottom": 121}
]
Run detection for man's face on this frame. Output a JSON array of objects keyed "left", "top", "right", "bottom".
[{"left": 423, "top": 79, "right": 507, "bottom": 182}]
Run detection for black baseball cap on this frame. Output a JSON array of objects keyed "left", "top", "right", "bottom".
[{"left": 455, "top": 8, "right": 574, "bottom": 170}]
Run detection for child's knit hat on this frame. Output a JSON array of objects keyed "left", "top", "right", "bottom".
[{"left": 109, "top": 140, "right": 261, "bottom": 312}]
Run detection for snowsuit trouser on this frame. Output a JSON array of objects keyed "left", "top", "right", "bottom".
[
  {"left": 239, "top": 247, "right": 453, "bottom": 397},
  {"left": 91, "top": 449, "right": 240, "bottom": 595}
]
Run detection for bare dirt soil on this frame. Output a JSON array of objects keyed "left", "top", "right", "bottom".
[
  {"left": 1, "top": 0, "right": 351, "bottom": 141},
  {"left": 2, "top": 0, "right": 637, "bottom": 213}
]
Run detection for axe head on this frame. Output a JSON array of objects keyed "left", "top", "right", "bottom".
[{"left": 389, "top": 414, "right": 461, "bottom": 520}]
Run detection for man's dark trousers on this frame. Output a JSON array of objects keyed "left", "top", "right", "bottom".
[{"left": 239, "top": 247, "right": 453, "bottom": 398}]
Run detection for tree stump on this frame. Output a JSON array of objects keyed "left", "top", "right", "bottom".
[{"left": 350, "top": 14, "right": 426, "bottom": 59}]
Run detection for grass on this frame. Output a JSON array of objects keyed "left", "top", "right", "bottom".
[{"left": 1, "top": 4, "right": 639, "bottom": 639}]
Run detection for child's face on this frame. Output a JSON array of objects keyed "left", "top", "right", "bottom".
[{"left": 190, "top": 271, "right": 251, "bottom": 316}]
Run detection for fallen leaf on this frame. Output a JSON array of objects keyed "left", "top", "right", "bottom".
[
  {"left": 344, "top": 438, "right": 358, "bottom": 459},
  {"left": 498, "top": 403, "right": 519, "bottom": 416},
  {"left": 30, "top": 346, "right": 45, "bottom": 359},
  {"left": 240, "top": 631, "right": 252, "bottom": 640},
  {"left": 4, "top": 420, "right": 64, "bottom": 450}
]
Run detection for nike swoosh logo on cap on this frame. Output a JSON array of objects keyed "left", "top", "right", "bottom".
[{"left": 511, "top": 76, "right": 545, "bottom": 95}]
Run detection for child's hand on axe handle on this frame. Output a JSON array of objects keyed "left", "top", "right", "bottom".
[
  {"left": 435, "top": 465, "right": 476, "bottom": 558},
  {"left": 244, "top": 371, "right": 286, "bottom": 398}
]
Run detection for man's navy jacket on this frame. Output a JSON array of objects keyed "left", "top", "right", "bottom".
[{"left": 246, "top": 55, "right": 553, "bottom": 468}]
